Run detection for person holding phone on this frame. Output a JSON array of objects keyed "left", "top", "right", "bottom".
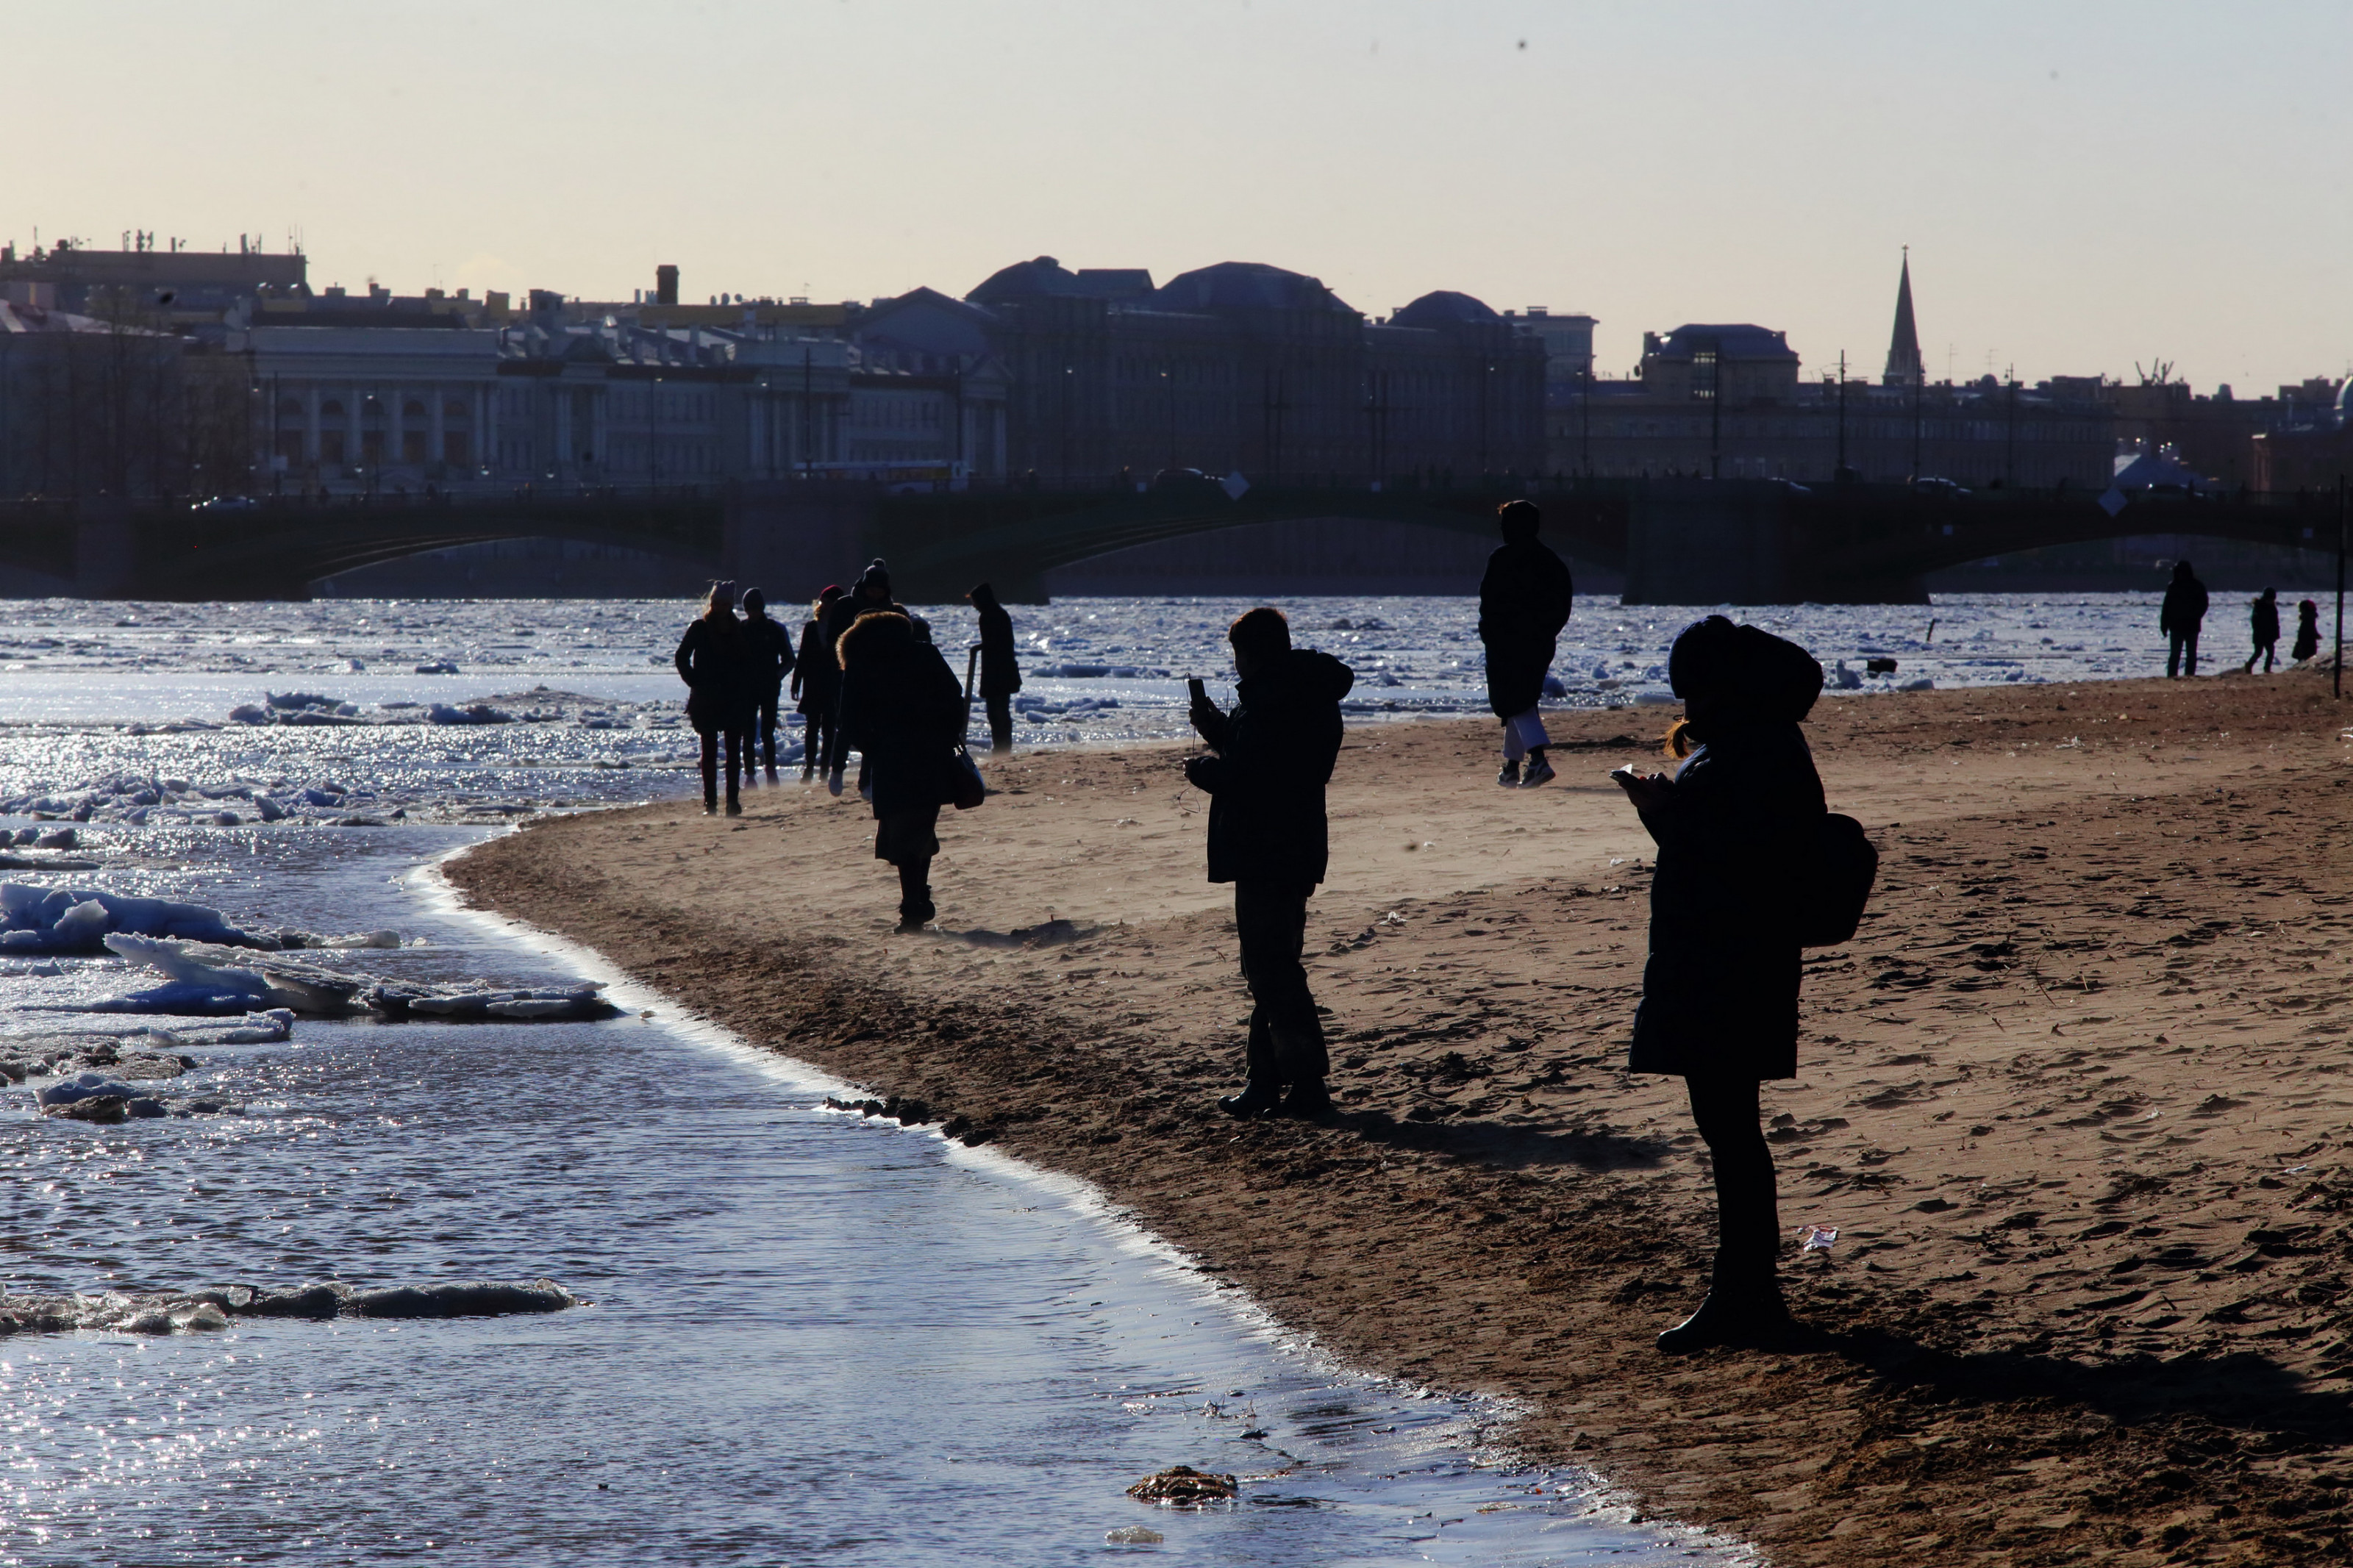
[
  {"left": 1182, "top": 607, "right": 1355, "bottom": 1119},
  {"left": 1614, "top": 615, "right": 1826, "bottom": 1353}
]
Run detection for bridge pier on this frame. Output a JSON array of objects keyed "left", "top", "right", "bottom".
[
  {"left": 74, "top": 504, "right": 137, "bottom": 597},
  {"left": 724, "top": 484, "right": 886, "bottom": 603}
]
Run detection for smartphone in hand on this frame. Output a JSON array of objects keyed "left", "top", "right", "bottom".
[{"left": 1187, "top": 676, "right": 1207, "bottom": 704}]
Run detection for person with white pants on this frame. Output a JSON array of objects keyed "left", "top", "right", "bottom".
[{"left": 1478, "top": 500, "right": 1574, "bottom": 788}]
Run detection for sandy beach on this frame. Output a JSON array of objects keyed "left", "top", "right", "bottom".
[{"left": 451, "top": 665, "right": 2353, "bottom": 1565}]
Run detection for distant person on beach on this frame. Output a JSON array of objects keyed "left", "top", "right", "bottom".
[
  {"left": 2293, "top": 598, "right": 2322, "bottom": 663},
  {"left": 824, "top": 560, "right": 909, "bottom": 797},
  {"left": 792, "top": 585, "right": 846, "bottom": 782},
  {"left": 1184, "top": 607, "right": 1356, "bottom": 1120},
  {"left": 968, "top": 581, "right": 1022, "bottom": 754},
  {"left": 674, "top": 582, "right": 754, "bottom": 816},
  {"left": 2161, "top": 560, "right": 2209, "bottom": 679},
  {"left": 1479, "top": 499, "right": 1574, "bottom": 789},
  {"left": 739, "top": 587, "right": 796, "bottom": 781},
  {"left": 836, "top": 609, "right": 966, "bottom": 931},
  {"left": 2243, "top": 587, "right": 2281, "bottom": 674},
  {"left": 1613, "top": 615, "right": 1826, "bottom": 1353}
]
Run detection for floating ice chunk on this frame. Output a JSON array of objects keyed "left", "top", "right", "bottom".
[
  {"left": 413, "top": 661, "right": 460, "bottom": 675},
  {"left": 36, "top": 1071, "right": 143, "bottom": 1106},
  {"left": 227, "top": 704, "right": 270, "bottom": 725},
  {"left": 0, "top": 884, "right": 269, "bottom": 954},
  {"left": 1899, "top": 676, "right": 1935, "bottom": 691},
  {"left": 428, "top": 703, "right": 512, "bottom": 726},
  {"left": 301, "top": 787, "right": 343, "bottom": 808}
]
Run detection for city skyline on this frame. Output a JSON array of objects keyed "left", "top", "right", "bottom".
[{"left": 9, "top": 1, "right": 2349, "bottom": 394}]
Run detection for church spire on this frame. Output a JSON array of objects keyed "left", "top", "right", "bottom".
[{"left": 1882, "top": 247, "right": 1922, "bottom": 387}]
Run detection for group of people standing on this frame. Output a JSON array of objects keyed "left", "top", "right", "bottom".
[
  {"left": 676, "top": 559, "right": 1024, "bottom": 928},
  {"left": 2159, "top": 559, "right": 2322, "bottom": 677}
]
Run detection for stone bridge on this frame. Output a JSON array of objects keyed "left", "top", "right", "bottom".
[{"left": 0, "top": 479, "right": 2334, "bottom": 604}]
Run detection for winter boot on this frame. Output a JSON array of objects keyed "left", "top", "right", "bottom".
[
  {"left": 1656, "top": 1273, "right": 1790, "bottom": 1354},
  {"left": 1496, "top": 759, "right": 1521, "bottom": 788},
  {"left": 1218, "top": 1079, "right": 1282, "bottom": 1120},
  {"left": 1520, "top": 751, "right": 1556, "bottom": 788},
  {"left": 1277, "top": 1077, "right": 1333, "bottom": 1118}
]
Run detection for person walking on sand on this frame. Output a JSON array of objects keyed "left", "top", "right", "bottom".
[
  {"left": 674, "top": 582, "right": 754, "bottom": 816},
  {"left": 1479, "top": 499, "right": 1574, "bottom": 788},
  {"left": 968, "top": 581, "right": 1022, "bottom": 755},
  {"left": 1184, "top": 607, "right": 1355, "bottom": 1120},
  {"left": 836, "top": 609, "right": 965, "bottom": 931},
  {"left": 2162, "top": 559, "right": 2209, "bottom": 679},
  {"left": 2293, "top": 598, "right": 2322, "bottom": 663},
  {"left": 792, "top": 585, "right": 846, "bottom": 781},
  {"left": 739, "top": 587, "right": 797, "bottom": 781},
  {"left": 1612, "top": 615, "right": 1826, "bottom": 1353},
  {"left": 2243, "top": 587, "right": 2281, "bottom": 675}
]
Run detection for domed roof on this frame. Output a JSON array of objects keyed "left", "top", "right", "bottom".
[
  {"left": 967, "top": 257, "right": 1154, "bottom": 305},
  {"left": 1388, "top": 290, "right": 1501, "bottom": 329},
  {"left": 1152, "top": 262, "right": 1354, "bottom": 315},
  {"left": 2338, "top": 377, "right": 2353, "bottom": 424}
]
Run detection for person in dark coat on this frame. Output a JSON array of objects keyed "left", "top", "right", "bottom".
[
  {"left": 2243, "top": 587, "right": 2281, "bottom": 674},
  {"left": 823, "top": 559, "right": 909, "bottom": 795},
  {"left": 1478, "top": 499, "right": 1574, "bottom": 789},
  {"left": 1613, "top": 615, "right": 1827, "bottom": 1353},
  {"left": 968, "top": 581, "right": 1022, "bottom": 754},
  {"left": 2161, "top": 560, "right": 2209, "bottom": 678},
  {"left": 738, "top": 587, "right": 797, "bottom": 781},
  {"left": 836, "top": 609, "right": 965, "bottom": 930},
  {"left": 791, "top": 584, "right": 846, "bottom": 781},
  {"left": 1183, "top": 607, "right": 1356, "bottom": 1120},
  {"left": 2293, "top": 598, "right": 2322, "bottom": 663},
  {"left": 674, "top": 581, "right": 754, "bottom": 816}
]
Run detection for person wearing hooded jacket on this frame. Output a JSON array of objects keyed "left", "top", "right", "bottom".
[
  {"left": 2161, "top": 560, "right": 2209, "bottom": 678},
  {"left": 2293, "top": 598, "right": 2322, "bottom": 663},
  {"left": 2243, "top": 587, "right": 2281, "bottom": 674},
  {"left": 823, "top": 559, "right": 910, "bottom": 795},
  {"left": 835, "top": 609, "right": 965, "bottom": 929},
  {"left": 792, "top": 584, "right": 846, "bottom": 781},
  {"left": 674, "top": 581, "right": 754, "bottom": 816},
  {"left": 1478, "top": 499, "right": 1574, "bottom": 788},
  {"left": 968, "top": 581, "right": 1022, "bottom": 754},
  {"left": 1613, "top": 615, "right": 1827, "bottom": 1352},
  {"left": 738, "top": 587, "right": 797, "bottom": 781},
  {"left": 1183, "top": 606, "right": 1355, "bottom": 1119}
]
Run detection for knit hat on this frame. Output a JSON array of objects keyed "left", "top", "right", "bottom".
[{"left": 1668, "top": 615, "right": 1823, "bottom": 724}]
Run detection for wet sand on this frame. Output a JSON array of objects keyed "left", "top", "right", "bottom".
[{"left": 451, "top": 665, "right": 2353, "bottom": 1564}]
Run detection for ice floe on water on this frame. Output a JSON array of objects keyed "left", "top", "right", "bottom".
[{"left": 0, "top": 1278, "right": 580, "bottom": 1337}]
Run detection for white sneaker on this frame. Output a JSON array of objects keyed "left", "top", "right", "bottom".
[
  {"left": 1496, "top": 760, "right": 1521, "bottom": 788},
  {"left": 1521, "top": 756, "right": 1556, "bottom": 788},
  {"left": 826, "top": 770, "right": 844, "bottom": 798}
]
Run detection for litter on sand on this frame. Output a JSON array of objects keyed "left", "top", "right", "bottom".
[{"left": 1799, "top": 1224, "right": 1839, "bottom": 1253}]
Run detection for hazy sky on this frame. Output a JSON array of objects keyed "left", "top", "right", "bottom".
[{"left": 12, "top": 1, "right": 2347, "bottom": 393}]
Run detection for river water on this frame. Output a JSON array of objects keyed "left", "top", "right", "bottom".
[{"left": 0, "top": 589, "right": 2190, "bottom": 1564}]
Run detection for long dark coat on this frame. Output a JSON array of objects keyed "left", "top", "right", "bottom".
[
  {"left": 836, "top": 624, "right": 965, "bottom": 818},
  {"left": 1628, "top": 720, "right": 1826, "bottom": 1081},
  {"left": 976, "top": 601, "right": 1023, "bottom": 698},
  {"left": 2160, "top": 571, "right": 2210, "bottom": 635},
  {"left": 791, "top": 617, "right": 837, "bottom": 714},
  {"left": 674, "top": 617, "right": 751, "bottom": 736},
  {"left": 2251, "top": 595, "right": 2280, "bottom": 647},
  {"left": 1185, "top": 648, "right": 1354, "bottom": 889},
  {"left": 1478, "top": 537, "right": 1574, "bottom": 717}
]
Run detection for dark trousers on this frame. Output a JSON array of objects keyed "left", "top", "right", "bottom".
[
  {"left": 799, "top": 702, "right": 836, "bottom": 778},
  {"left": 1234, "top": 880, "right": 1328, "bottom": 1087},
  {"left": 2249, "top": 637, "right": 2277, "bottom": 674},
  {"left": 985, "top": 691, "right": 1013, "bottom": 753},
  {"left": 698, "top": 725, "right": 747, "bottom": 809},
  {"left": 1686, "top": 1075, "right": 1779, "bottom": 1286},
  {"left": 751, "top": 689, "right": 784, "bottom": 773},
  {"left": 2167, "top": 629, "right": 2200, "bottom": 678}
]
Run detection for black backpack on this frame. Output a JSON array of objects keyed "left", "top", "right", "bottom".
[{"left": 1797, "top": 813, "right": 1878, "bottom": 946}]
